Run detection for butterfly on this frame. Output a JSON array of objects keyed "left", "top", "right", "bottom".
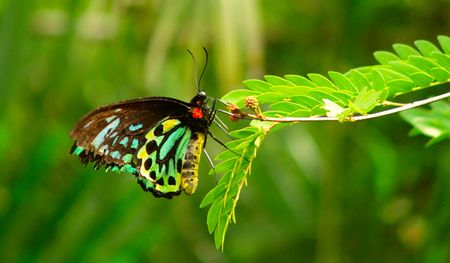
[{"left": 70, "top": 91, "right": 215, "bottom": 198}]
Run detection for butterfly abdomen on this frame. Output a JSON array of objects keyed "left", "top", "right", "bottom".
[{"left": 181, "top": 132, "right": 205, "bottom": 195}]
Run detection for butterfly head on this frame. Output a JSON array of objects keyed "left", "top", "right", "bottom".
[
  {"left": 189, "top": 90, "right": 210, "bottom": 120},
  {"left": 190, "top": 90, "right": 207, "bottom": 105}
]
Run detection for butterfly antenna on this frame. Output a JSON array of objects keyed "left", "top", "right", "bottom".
[
  {"left": 187, "top": 47, "right": 209, "bottom": 92},
  {"left": 207, "top": 131, "right": 250, "bottom": 162},
  {"left": 187, "top": 49, "right": 199, "bottom": 91},
  {"left": 197, "top": 47, "right": 209, "bottom": 91}
]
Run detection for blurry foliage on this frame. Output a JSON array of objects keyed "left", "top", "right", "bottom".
[
  {"left": 401, "top": 101, "right": 450, "bottom": 146},
  {"left": 0, "top": 0, "right": 449, "bottom": 263}
]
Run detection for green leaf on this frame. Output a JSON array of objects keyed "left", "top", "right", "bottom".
[
  {"left": 430, "top": 52, "right": 450, "bottom": 69},
  {"left": 256, "top": 92, "right": 286, "bottom": 104},
  {"left": 213, "top": 158, "right": 239, "bottom": 174},
  {"left": 409, "top": 72, "right": 434, "bottom": 86},
  {"left": 285, "top": 74, "right": 318, "bottom": 87},
  {"left": 207, "top": 201, "right": 222, "bottom": 233},
  {"left": 291, "top": 95, "right": 322, "bottom": 109},
  {"left": 387, "top": 79, "right": 416, "bottom": 95},
  {"left": 392, "top": 43, "right": 421, "bottom": 59},
  {"left": 371, "top": 69, "right": 386, "bottom": 91},
  {"left": 414, "top": 40, "right": 442, "bottom": 57},
  {"left": 214, "top": 215, "right": 225, "bottom": 249},
  {"left": 262, "top": 110, "right": 290, "bottom": 117},
  {"left": 331, "top": 90, "right": 354, "bottom": 104},
  {"left": 329, "top": 71, "right": 358, "bottom": 92},
  {"left": 309, "top": 90, "right": 343, "bottom": 106},
  {"left": 426, "top": 132, "right": 450, "bottom": 146},
  {"left": 437, "top": 35, "right": 450, "bottom": 54},
  {"left": 430, "top": 67, "right": 450, "bottom": 82},
  {"left": 408, "top": 55, "right": 441, "bottom": 74},
  {"left": 430, "top": 100, "right": 450, "bottom": 113},
  {"left": 400, "top": 101, "right": 450, "bottom": 145},
  {"left": 351, "top": 88, "right": 381, "bottom": 115},
  {"left": 389, "top": 60, "right": 427, "bottom": 76},
  {"left": 229, "top": 126, "right": 260, "bottom": 137},
  {"left": 213, "top": 151, "right": 235, "bottom": 163},
  {"left": 271, "top": 101, "right": 308, "bottom": 112},
  {"left": 347, "top": 69, "right": 370, "bottom": 91},
  {"left": 374, "top": 51, "right": 400, "bottom": 64},
  {"left": 243, "top": 79, "right": 272, "bottom": 92},
  {"left": 307, "top": 73, "right": 338, "bottom": 90},
  {"left": 269, "top": 85, "right": 311, "bottom": 96},
  {"left": 264, "top": 75, "right": 295, "bottom": 86},
  {"left": 200, "top": 184, "right": 225, "bottom": 208},
  {"left": 375, "top": 67, "right": 410, "bottom": 81},
  {"left": 221, "top": 89, "right": 259, "bottom": 105}
]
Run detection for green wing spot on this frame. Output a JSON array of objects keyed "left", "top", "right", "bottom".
[
  {"left": 120, "top": 164, "right": 137, "bottom": 174},
  {"left": 73, "top": 146, "right": 85, "bottom": 156},
  {"left": 110, "top": 151, "right": 121, "bottom": 159},
  {"left": 122, "top": 153, "right": 133, "bottom": 163},
  {"left": 131, "top": 139, "right": 139, "bottom": 149},
  {"left": 159, "top": 126, "right": 187, "bottom": 159},
  {"left": 137, "top": 177, "right": 156, "bottom": 190}
]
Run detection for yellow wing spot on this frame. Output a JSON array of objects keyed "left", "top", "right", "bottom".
[
  {"left": 145, "top": 130, "right": 155, "bottom": 140},
  {"left": 144, "top": 119, "right": 180, "bottom": 140},
  {"left": 139, "top": 161, "right": 151, "bottom": 180},
  {"left": 162, "top": 119, "right": 181, "bottom": 133},
  {"left": 137, "top": 146, "right": 147, "bottom": 159}
]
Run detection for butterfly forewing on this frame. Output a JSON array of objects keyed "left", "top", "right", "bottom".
[{"left": 70, "top": 97, "right": 189, "bottom": 166}]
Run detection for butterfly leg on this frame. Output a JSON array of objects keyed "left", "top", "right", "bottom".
[{"left": 207, "top": 131, "right": 250, "bottom": 162}]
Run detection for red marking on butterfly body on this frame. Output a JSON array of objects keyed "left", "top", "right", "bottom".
[{"left": 192, "top": 107, "right": 203, "bottom": 119}]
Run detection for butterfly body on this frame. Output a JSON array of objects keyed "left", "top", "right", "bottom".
[{"left": 70, "top": 91, "right": 213, "bottom": 198}]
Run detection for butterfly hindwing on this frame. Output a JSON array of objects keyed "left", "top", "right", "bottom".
[{"left": 136, "top": 119, "right": 193, "bottom": 197}]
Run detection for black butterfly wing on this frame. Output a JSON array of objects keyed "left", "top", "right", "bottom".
[{"left": 70, "top": 97, "right": 190, "bottom": 170}]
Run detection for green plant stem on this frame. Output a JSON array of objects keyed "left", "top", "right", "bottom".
[
  {"left": 382, "top": 101, "right": 406, "bottom": 107},
  {"left": 231, "top": 91, "right": 450, "bottom": 123}
]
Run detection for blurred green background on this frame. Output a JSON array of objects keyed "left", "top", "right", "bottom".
[{"left": 0, "top": 0, "right": 449, "bottom": 262}]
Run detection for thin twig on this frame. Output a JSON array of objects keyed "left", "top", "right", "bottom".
[
  {"left": 382, "top": 100, "right": 406, "bottom": 107},
  {"left": 228, "top": 91, "right": 450, "bottom": 123}
]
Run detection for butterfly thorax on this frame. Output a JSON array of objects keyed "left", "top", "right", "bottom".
[{"left": 183, "top": 90, "right": 213, "bottom": 133}]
